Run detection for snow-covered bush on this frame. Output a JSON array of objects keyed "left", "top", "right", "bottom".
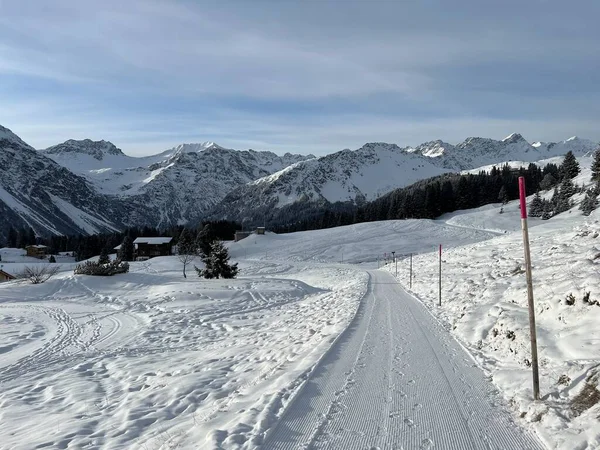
[{"left": 74, "top": 259, "right": 129, "bottom": 276}]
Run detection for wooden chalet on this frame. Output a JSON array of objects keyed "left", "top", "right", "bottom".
[
  {"left": 26, "top": 245, "right": 48, "bottom": 259},
  {"left": 133, "top": 237, "right": 173, "bottom": 259}
]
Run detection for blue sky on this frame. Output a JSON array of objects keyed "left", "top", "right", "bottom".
[{"left": 1, "top": 0, "right": 599, "bottom": 156}]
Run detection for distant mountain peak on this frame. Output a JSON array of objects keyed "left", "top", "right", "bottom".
[
  {"left": 45, "top": 139, "right": 125, "bottom": 160},
  {"left": 502, "top": 132, "right": 527, "bottom": 144},
  {"left": 0, "top": 124, "right": 33, "bottom": 149},
  {"left": 171, "top": 142, "right": 226, "bottom": 154}
]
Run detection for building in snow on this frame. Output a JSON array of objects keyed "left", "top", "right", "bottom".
[
  {"left": 133, "top": 237, "right": 173, "bottom": 259},
  {"left": 235, "top": 227, "right": 266, "bottom": 242},
  {"left": 0, "top": 269, "right": 15, "bottom": 282},
  {"left": 26, "top": 245, "right": 48, "bottom": 259}
]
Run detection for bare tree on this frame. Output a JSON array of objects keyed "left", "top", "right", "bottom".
[
  {"left": 21, "top": 265, "right": 61, "bottom": 284},
  {"left": 177, "top": 228, "right": 197, "bottom": 278}
]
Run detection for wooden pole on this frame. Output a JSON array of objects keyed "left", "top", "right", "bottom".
[
  {"left": 409, "top": 253, "right": 412, "bottom": 288},
  {"left": 519, "top": 177, "right": 540, "bottom": 401},
  {"left": 438, "top": 245, "right": 442, "bottom": 306}
]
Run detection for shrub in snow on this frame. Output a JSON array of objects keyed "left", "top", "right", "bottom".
[
  {"left": 48, "top": 255, "right": 56, "bottom": 263},
  {"left": 539, "top": 173, "right": 556, "bottom": 191},
  {"left": 571, "top": 372, "right": 600, "bottom": 417},
  {"left": 558, "top": 374, "right": 571, "bottom": 386},
  {"left": 582, "top": 291, "right": 600, "bottom": 306},
  {"left": 20, "top": 265, "right": 60, "bottom": 284},
  {"left": 74, "top": 259, "right": 129, "bottom": 276},
  {"left": 565, "top": 293, "right": 576, "bottom": 306}
]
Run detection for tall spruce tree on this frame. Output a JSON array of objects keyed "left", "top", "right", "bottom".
[{"left": 559, "top": 151, "right": 580, "bottom": 180}]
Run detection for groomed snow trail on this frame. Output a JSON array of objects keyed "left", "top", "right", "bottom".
[{"left": 264, "top": 270, "right": 544, "bottom": 449}]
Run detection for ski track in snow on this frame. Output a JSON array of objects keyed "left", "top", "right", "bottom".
[{"left": 264, "top": 271, "right": 543, "bottom": 449}]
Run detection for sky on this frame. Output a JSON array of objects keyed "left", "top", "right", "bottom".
[{"left": 1, "top": 0, "right": 599, "bottom": 157}]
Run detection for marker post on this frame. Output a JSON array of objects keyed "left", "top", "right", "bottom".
[{"left": 519, "top": 177, "right": 540, "bottom": 400}]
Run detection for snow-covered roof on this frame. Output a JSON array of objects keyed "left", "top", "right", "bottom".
[
  {"left": 26, "top": 245, "right": 48, "bottom": 249},
  {"left": 133, "top": 237, "right": 172, "bottom": 245}
]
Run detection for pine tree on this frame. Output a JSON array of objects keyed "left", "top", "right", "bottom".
[
  {"left": 498, "top": 185, "right": 509, "bottom": 205},
  {"left": 559, "top": 151, "right": 580, "bottom": 180},
  {"left": 529, "top": 192, "right": 544, "bottom": 217},
  {"left": 579, "top": 188, "right": 599, "bottom": 216},
  {"left": 119, "top": 235, "right": 134, "bottom": 261},
  {"left": 99, "top": 247, "right": 110, "bottom": 265},
  {"left": 196, "top": 224, "right": 216, "bottom": 257},
  {"left": 7, "top": 227, "right": 17, "bottom": 248},
  {"left": 559, "top": 177, "right": 576, "bottom": 199},
  {"left": 591, "top": 148, "right": 600, "bottom": 182},
  {"left": 197, "top": 240, "right": 238, "bottom": 279},
  {"left": 541, "top": 200, "right": 553, "bottom": 220}
]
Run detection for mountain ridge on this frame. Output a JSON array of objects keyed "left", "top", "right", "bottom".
[{"left": 1, "top": 124, "right": 598, "bottom": 240}]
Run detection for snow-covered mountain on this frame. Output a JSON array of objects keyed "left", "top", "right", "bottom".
[
  {"left": 42, "top": 138, "right": 314, "bottom": 227},
  {"left": 0, "top": 126, "right": 152, "bottom": 239},
  {"left": 210, "top": 142, "right": 452, "bottom": 222},
  {"left": 407, "top": 133, "right": 598, "bottom": 170},
  {"left": 212, "top": 133, "right": 599, "bottom": 223},
  {"left": 2, "top": 124, "right": 599, "bottom": 240}
]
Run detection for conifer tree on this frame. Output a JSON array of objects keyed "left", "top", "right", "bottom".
[
  {"left": 197, "top": 240, "right": 238, "bottom": 279},
  {"left": 591, "top": 148, "right": 600, "bottom": 182},
  {"left": 498, "top": 185, "right": 509, "bottom": 205},
  {"left": 99, "top": 247, "right": 110, "bottom": 265},
  {"left": 559, "top": 151, "right": 580, "bottom": 180},
  {"left": 119, "top": 235, "right": 134, "bottom": 262},
  {"left": 529, "top": 192, "right": 543, "bottom": 217},
  {"left": 579, "top": 188, "right": 599, "bottom": 216}
]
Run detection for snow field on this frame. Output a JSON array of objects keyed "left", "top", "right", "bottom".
[{"left": 0, "top": 257, "right": 368, "bottom": 449}]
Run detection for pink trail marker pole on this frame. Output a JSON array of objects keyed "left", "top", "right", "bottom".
[
  {"left": 438, "top": 244, "right": 442, "bottom": 306},
  {"left": 519, "top": 177, "right": 540, "bottom": 401}
]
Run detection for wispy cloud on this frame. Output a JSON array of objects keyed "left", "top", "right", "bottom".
[{"left": 1, "top": 0, "right": 599, "bottom": 155}]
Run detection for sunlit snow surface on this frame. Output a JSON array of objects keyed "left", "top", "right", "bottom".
[{"left": 0, "top": 160, "right": 598, "bottom": 448}]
